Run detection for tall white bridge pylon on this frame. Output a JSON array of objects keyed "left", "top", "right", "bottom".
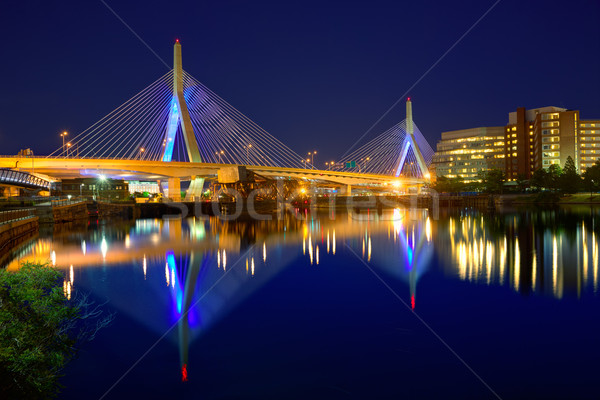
[
  {"left": 338, "top": 98, "right": 434, "bottom": 179},
  {"left": 47, "top": 41, "right": 310, "bottom": 171}
]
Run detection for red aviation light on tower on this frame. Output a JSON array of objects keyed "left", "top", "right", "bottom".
[
  {"left": 175, "top": 38, "right": 180, "bottom": 43},
  {"left": 407, "top": 97, "right": 411, "bottom": 102}
]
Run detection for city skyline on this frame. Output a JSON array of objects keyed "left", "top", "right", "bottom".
[{"left": 0, "top": 0, "right": 598, "bottom": 165}]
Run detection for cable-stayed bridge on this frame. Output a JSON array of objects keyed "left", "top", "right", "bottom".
[{"left": 0, "top": 41, "right": 433, "bottom": 198}]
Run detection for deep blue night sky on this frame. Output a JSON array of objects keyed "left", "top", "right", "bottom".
[{"left": 1, "top": 0, "right": 598, "bottom": 166}]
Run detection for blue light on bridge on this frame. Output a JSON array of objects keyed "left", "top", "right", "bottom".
[{"left": 162, "top": 99, "right": 179, "bottom": 162}]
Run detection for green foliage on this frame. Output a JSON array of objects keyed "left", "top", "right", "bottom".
[
  {"left": 477, "top": 169, "right": 505, "bottom": 194},
  {"left": 583, "top": 161, "right": 600, "bottom": 196},
  {"left": 0, "top": 263, "right": 76, "bottom": 398},
  {"left": 0, "top": 263, "right": 112, "bottom": 399},
  {"left": 558, "top": 156, "right": 582, "bottom": 194},
  {"left": 530, "top": 168, "right": 548, "bottom": 190},
  {"left": 432, "top": 176, "right": 470, "bottom": 193},
  {"left": 516, "top": 173, "right": 529, "bottom": 192}
]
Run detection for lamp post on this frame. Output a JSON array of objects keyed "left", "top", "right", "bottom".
[
  {"left": 60, "top": 131, "right": 68, "bottom": 155},
  {"left": 308, "top": 151, "right": 317, "bottom": 168},
  {"left": 60, "top": 131, "right": 69, "bottom": 153},
  {"left": 66, "top": 143, "right": 72, "bottom": 157},
  {"left": 245, "top": 144, "right": 252, "bottom": 165},
  {"left": 139, "top": 147, "right": 145, "bottom": 160},
  {"left": 80, "top": 183, "right": 84, "bottom": 198},
  {"left": 364, "top": 157, "right": 370, "bottom": 170},
  {"left": 216, "top": 150, "right": 224, "bottom": 163}
]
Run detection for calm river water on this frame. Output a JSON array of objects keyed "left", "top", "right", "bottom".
[{"left": 4, "top": 206, "right": 600, "bottom": 399}]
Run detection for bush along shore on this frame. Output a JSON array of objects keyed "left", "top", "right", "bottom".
[{"left": 0, "top": 262, "right": 112, "bottom": 399}]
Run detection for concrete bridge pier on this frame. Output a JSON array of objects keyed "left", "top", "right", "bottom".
[
  {"left": 186, "top": 176, "right": 205, "bottom": 201},
  {"left": 164, "top": 178, "right": 182, "bottom": 201}
]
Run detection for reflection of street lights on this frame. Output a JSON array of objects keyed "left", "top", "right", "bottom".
[{"left": 60, "top": 131, "right": 68, "bottom": 154}]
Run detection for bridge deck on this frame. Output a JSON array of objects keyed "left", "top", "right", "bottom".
[{"left": 0, "top": 157, "right": 426, "bottom": 187}]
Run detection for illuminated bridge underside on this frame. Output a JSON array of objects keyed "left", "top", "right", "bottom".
[{"left": 0, "top": 157, "right": 425, "bottom": 187}]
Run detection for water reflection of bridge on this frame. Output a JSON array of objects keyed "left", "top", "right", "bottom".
[{"left": 5, "top": 209, "right": 434, "bottom": 380}]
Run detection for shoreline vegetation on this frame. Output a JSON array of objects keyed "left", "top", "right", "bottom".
[
  {"left": 432, "top": 158, "right": 600, "bottom": 206},
  {"left": 0, "top": 262, "right": 112, "bottom": 399}
]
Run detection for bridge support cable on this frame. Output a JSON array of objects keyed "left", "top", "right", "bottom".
[
  {"left": 337, "top": 100, "right": 434, "bottom": 178},
  {"left": 47, "top": 71, "right": 174, "bottom": 160},
  {"left": 46, "top": 43, "right": 308, "bottom": 170},
  {"left": 181, "top": 72, "right": 308, "bottom": 168}
]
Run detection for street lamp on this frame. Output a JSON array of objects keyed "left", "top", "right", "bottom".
[
  {"left": 215, "top": 150, "right": 224, "bottom": 164},
  {"left": 80, "top": 183, "right": 84, "bottom": 197},
  {"left": 364, "top": 157, "right": 370, "bottom": 170},
  {"left": 245, "top": 144, "right": 253, "bottom": 165},
  {"left": 60, "top": 131, "right": 68, "bottom": 155},
  {"left": 308, "top": 151, "right": 317, "bottom": 167},
  {"left": 139, "top": 147, "right": 145, "bottom": 160},
  {"left": 66, "top": 142, "right": 72, "bottom": 157}
]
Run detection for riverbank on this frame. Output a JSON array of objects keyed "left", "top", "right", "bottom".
[{"left": 508, "top": 193, "right": 600, "bottom": 205}]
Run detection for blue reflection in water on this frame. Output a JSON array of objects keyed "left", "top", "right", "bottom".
[{"left": 2, "top": 207, "right": 600, "bottom": 398}]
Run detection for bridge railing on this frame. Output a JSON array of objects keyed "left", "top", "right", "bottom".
[
  {"left": 0, "top": 208, "right": 36, "bottom": 225},
  {"left": 0, "top": 168, "right": 52, "bottom": 189},
  {"left": 51, "top": 198, "right": 87, "bottom": 208}
]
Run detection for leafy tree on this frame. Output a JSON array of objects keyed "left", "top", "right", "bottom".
[
  {"left": 558, "top": 156, "right": 581, "bottom": 193},
  {"left": 547, "top": 164, "right": 563, "bottom": 191},
  {"left": 530, "top": 168, "right": 548, "bottom": 191},
  {"left": 516, "top": 173, "right": 529, "bottom": 192},
  {"left": 477, "top": 169, "right": 505, "bottom": 194},
  {"left": 583, "top": 161, "right": 600, "bottom": 199},
  {"left": 0, "top": 263, "right": 112, "bottom": 399},
  {"left": 432, "top": 176, "right": 469, "bottom": 193}
]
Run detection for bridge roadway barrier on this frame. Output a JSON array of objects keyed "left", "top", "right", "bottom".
[{"left": 0, "top": 208, "right": 39, "bottom": 264}]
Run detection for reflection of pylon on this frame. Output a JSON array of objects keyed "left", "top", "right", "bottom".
[
  {"left": 166, "top": 249, "right": 207, "bottom": 382},
  {"left": 161, "top": 41, "right": 202, "bottom": 163},
  {"left": 395, "top": 98, "right": 428, "bottom": 177}
]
